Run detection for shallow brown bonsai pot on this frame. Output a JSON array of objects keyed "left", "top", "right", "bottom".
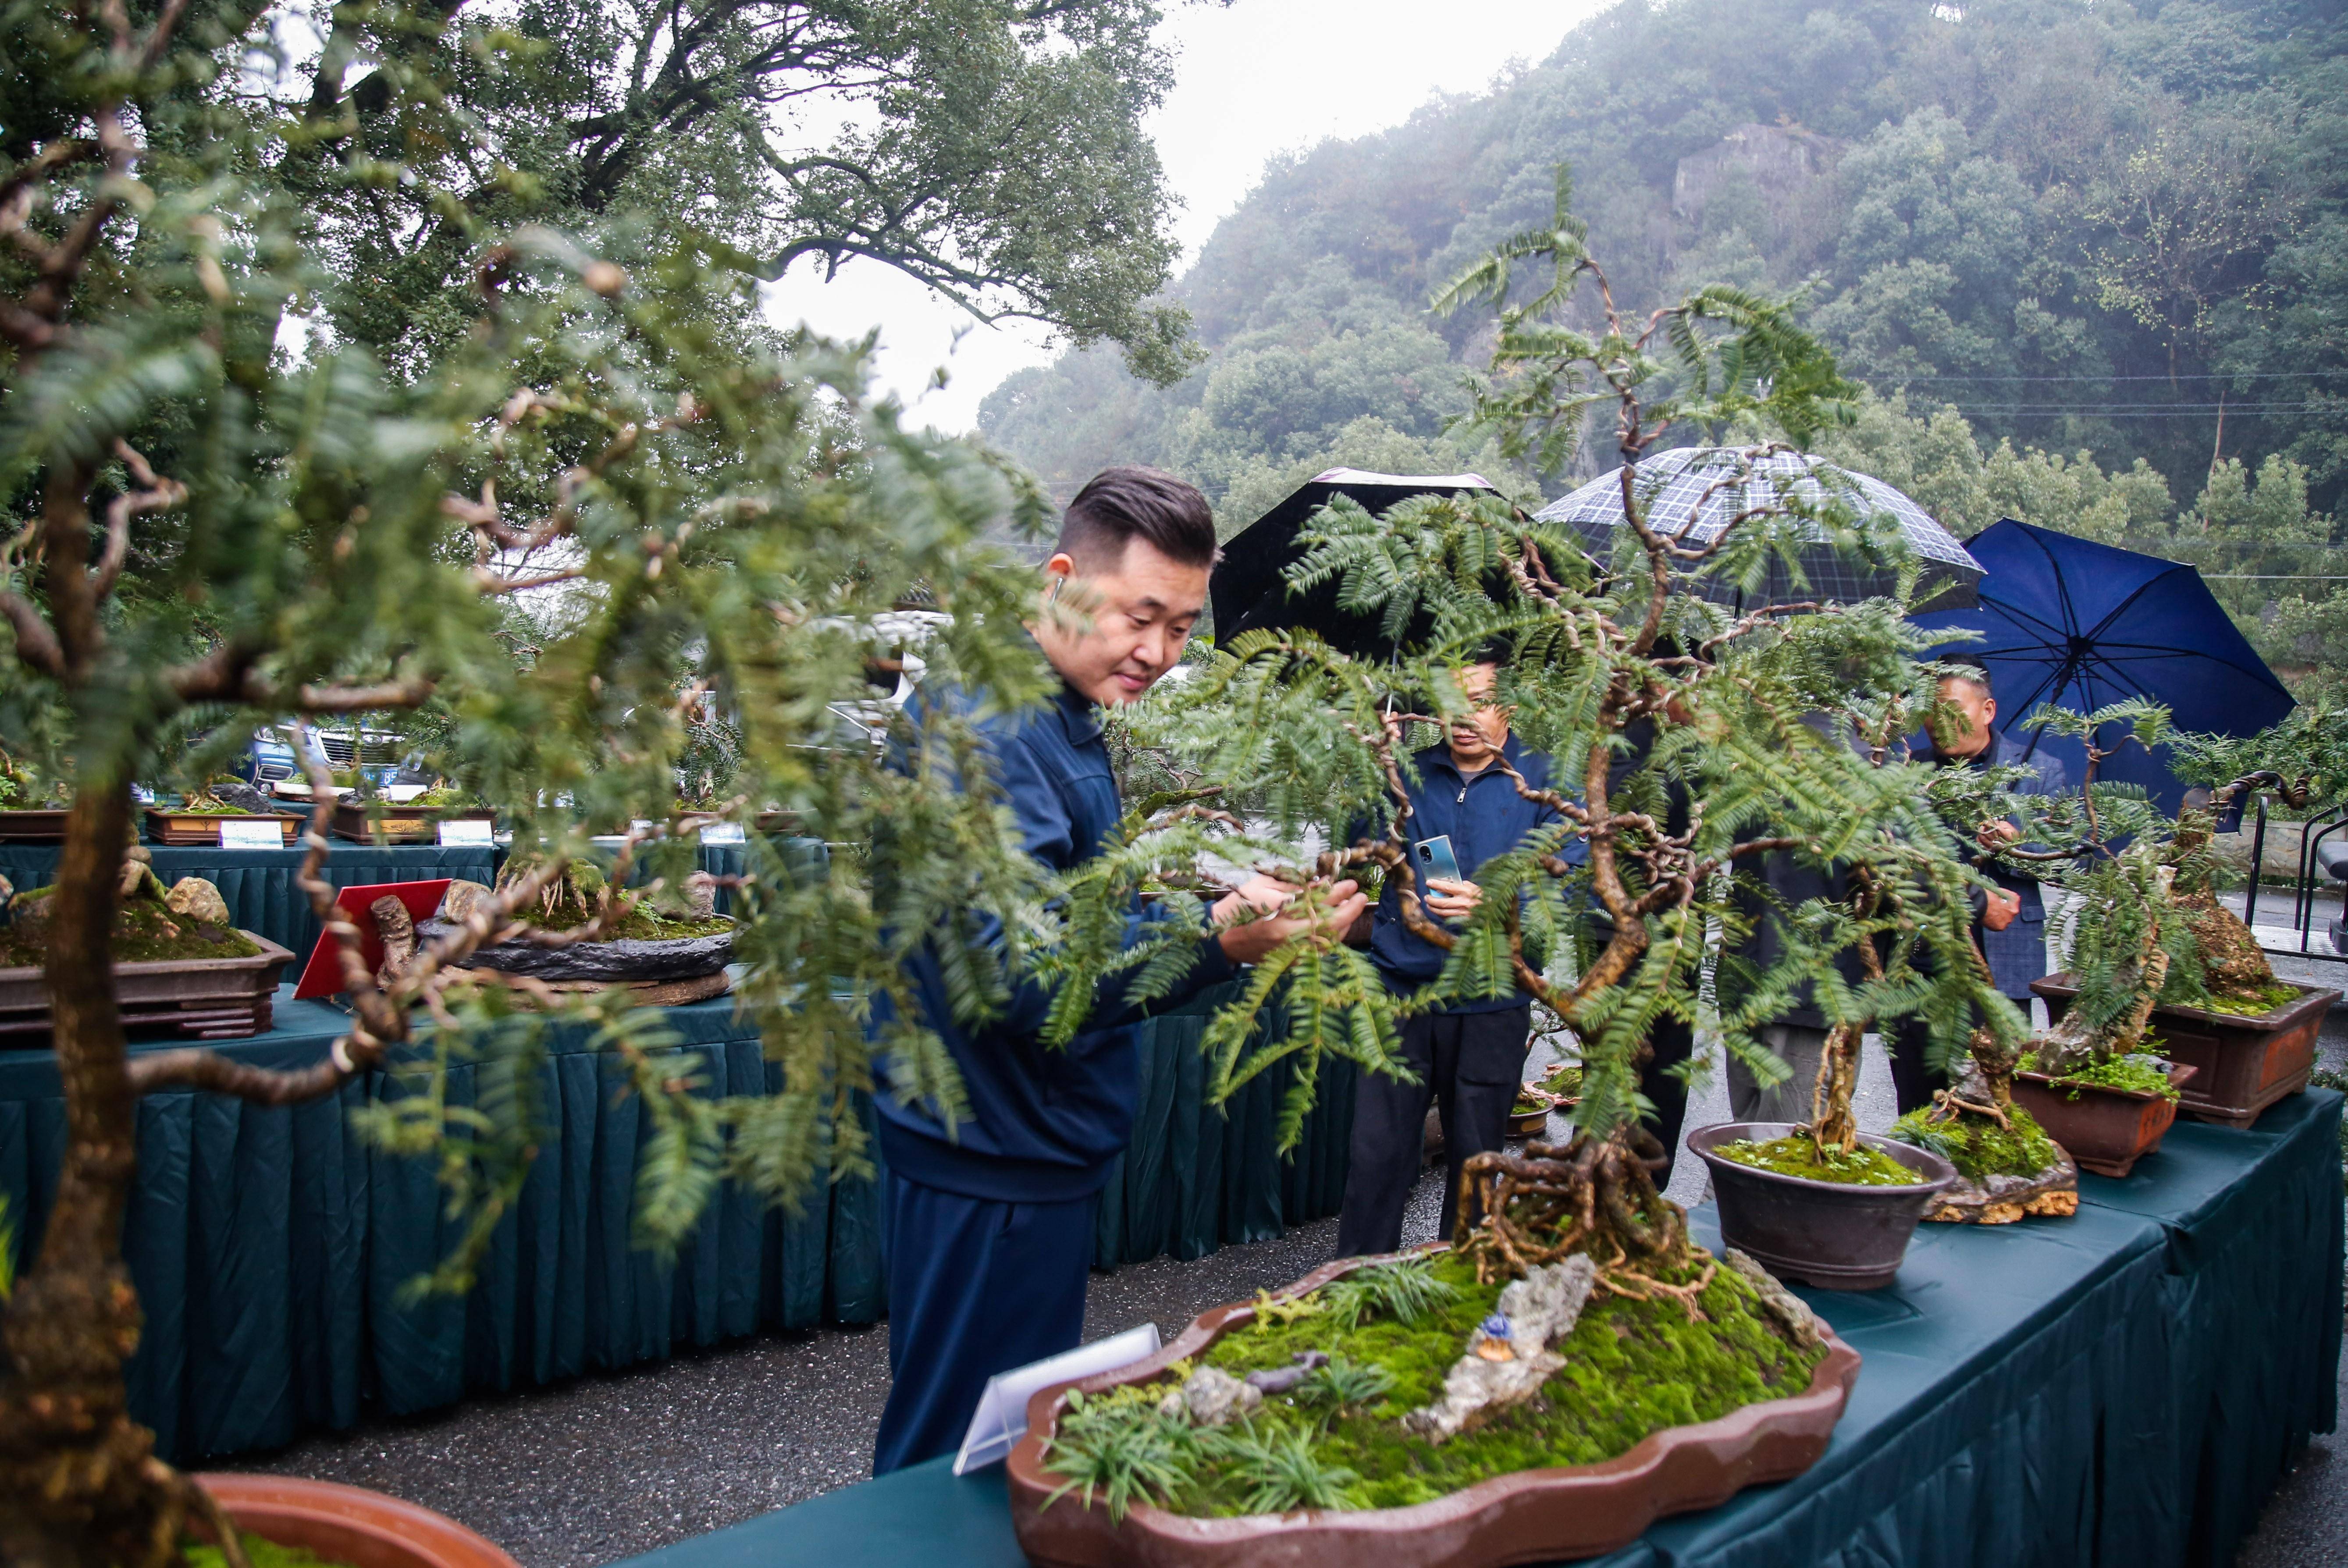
[
  {"left": 144, "top": 806, "right": 302, "bottom": 846},
  {"left": 2032, "top": 974, "right": 2338, "bottom": 1129},
  {"left": 330, "top": 800, "right": 497, "bottom": 843},
  {"left": 1688, "top": 1121, "right": 1955, "bottom": 1292},
  {"left": 0, "top": 807, "right": 68, "bottom": 841},
  {"left": 1005, "top": 1248, "right": 1861, "bottom": 1568},
  {"left": 0, "top": 931, "right": 295, "bottom": 1039},
  {"left": 2010, "top": 1062, "right": 2198, "bottom": 1178},
  {"left": 198, "top": 1473, "right": 519, "bottom": 1568}
]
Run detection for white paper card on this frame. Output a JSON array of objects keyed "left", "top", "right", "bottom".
[
  {"left": 438, "top": 819, "right": 495, "bottom": 846},
  {"left": 698, "top": 823, "right": 746, "bottom": 844},
  {"left": 220, "top": 818, "right": 285, "bottom": 849},
  {"left": 952, "top": 1322, "right": 1161, "bottom": 1476}
]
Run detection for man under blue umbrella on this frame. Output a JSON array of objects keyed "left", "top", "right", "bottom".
[{"left": 1893, "top": 654, "right": 2069, "bottom": 1111}]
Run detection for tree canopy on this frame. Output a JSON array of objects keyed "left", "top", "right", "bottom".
[{"left": 982, "top": 0, "right": 2347, "bottom": 679}]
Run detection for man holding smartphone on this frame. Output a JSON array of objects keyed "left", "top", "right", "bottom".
[
  {"left": 1334, "top": 654, "right": 1577, "bottom": 1255},
  {"left": 868, "top": 468, "right": 1367, "bottom": 1475}
]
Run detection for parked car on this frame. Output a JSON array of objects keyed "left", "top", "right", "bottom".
[{"left": 238, "top": 723, "right": 424, "bottom": 790}]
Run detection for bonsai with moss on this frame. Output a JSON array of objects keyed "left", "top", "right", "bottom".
[
  {"left": 2005, "top": 704, "right": 2294, "bottom": 1076},
  {"left": 1890, "top": 701, "right": 2277, "bottom": 1198},
  {"left": 1040, "top": 1188, "right": 1833, "bottom": 1521},
  {"left": 1048, "top": 171, "right": 2002, "bottom": 1276},
  {"left": 3, "top": 854, "right": 258, "bottom": 969}
]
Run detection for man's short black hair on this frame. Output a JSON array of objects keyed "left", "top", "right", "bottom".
[
  {"left": 1058, "top": 466, "right": 1219, "bottom": 572},
  {"left": 1935, "top": 654, "right": 1994, "bottom": 695}
]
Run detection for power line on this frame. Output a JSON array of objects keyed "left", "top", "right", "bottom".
[{"left": 1895, "top": 371, "right": 2346, "bottom": 383}]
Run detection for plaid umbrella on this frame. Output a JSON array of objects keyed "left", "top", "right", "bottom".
[{"left": 1533, "top": 447, "right": 1982, "bottom": 612}]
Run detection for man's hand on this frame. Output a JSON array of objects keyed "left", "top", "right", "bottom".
[
  {"left": 1983, "top": 887, "right": 2021, "bottom": 932},
  {"left": 1213, "top": 878, "right": 1369, "bottom": 966},
  {"left": 1978, "top": 819, "right": 2021, "bottom": 847},
  {"left": 1424, "top": 876, "right": 1482, "bottom": 921}
]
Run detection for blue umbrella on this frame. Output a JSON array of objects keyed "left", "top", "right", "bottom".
[{"left": 1910, "top": 519, "right": 2295, "bottom": 812}]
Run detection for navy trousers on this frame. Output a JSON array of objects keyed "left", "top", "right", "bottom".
[{"left": 871, "top": 1172, "right": 1096, "bottom": 1476}]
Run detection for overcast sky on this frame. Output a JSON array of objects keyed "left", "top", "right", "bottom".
[{"left": 759, "top": 0, "right": 1601, "bottom": 436}]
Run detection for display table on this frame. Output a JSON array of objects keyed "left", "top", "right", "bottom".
[
  {"left": 0, "top": 843, "right": 502, "bottom": 956},
  {"left": 0, "top": 981, "right": 1348, "bottom": 1463},
  {"left": 611, "top": 1091, "right": 2343, "bottom": 1568}
]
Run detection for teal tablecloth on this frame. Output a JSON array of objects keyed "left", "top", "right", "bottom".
[
  {"left": 611, "top": 1091, "right": 2344, "bottom": 1568},
  {"left": 0, "top": 980, "right": 1350, "bottom": 1463}
]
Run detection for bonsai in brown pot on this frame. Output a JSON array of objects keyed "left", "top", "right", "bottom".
[
  {"left": 998, "top": 174, "right": 2010, "bottom": 1562},
  {"left": 2004, "top": 704, "right": 2333, "bottom": 1145}
]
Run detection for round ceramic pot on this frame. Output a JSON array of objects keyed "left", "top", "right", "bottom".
[
  {"left": 1689, "top": 1121, "right": 1956, "bottom": 1292},
  {"left": 197, "top": 1474, "right": 519, "bottom": 1568},
  {"left": 2009, "top": 1062, "right": 2198, "bottom": 1179}
]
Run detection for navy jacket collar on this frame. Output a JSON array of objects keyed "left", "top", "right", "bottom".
[
  {"left": 1416, "top": 730, "right": 1526, "bottom": 781},
  {"left": 1053, "top": 680, "right": 1103, "bottom": 747}
]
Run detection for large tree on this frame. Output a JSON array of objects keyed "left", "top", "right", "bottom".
[{"left": 177, "top": 0, "right": 1217, "bottom": 383}]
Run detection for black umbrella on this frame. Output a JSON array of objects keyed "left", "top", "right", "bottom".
[{"left": 1210, "top": 468, "right": 1499, "bottom": 660}]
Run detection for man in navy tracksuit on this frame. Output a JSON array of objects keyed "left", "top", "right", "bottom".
[
  {"left": 1334, "top": 659, "right": 1581, "bottom": 1255},
  {"left": 868, "top": 468, "right": 1366, "bottom": 1476}
]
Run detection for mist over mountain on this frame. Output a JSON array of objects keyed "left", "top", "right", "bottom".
[{"left": 979, "top": 0, "right": 2346, "bottom": 572}]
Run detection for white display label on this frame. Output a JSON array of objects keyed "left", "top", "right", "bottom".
[
  {"left": 698, "top": 822, "right": 747, "bottom": 844},
  {"left": 952, "top": 1322, "right": 1162, "bottom": 1475},
  {"left": 220, "top": 818, "right": 285, "bottom": 848},
  {"left": 438, "top": 819, "right": 495, "bottom": 846}
]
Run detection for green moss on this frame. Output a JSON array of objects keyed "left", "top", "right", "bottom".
[
  {"left": 2192, "top": 982, "right": 2299, "bottom": 1018},
  {"left": 1712, "top": 1134, "right": 1923, "bottom": 1186},
  {"left": 0, "top": 893, "right": 259, "bottom": 967},
  {"left": 1889, "top": 1103, "right": 2061, "bottom": 1182},
  {"left": 2021, "top": 1052, "right": 2179, "bottom": 1101},
  {"left": 1045, "top": 1248, "right": 1826, "bottom": 1518},
  {"left": 161, "top": 803, "right": 259, "bottom": 817},
  {"left": 1537, "top": 1063, "right": 1583, "bottom": 1099},
  {"left": 531, "top": 901, "right": 730, "bottom": 942},
  {"left": 183, "top": 1534, "right": 352, "bottom": 1568}
]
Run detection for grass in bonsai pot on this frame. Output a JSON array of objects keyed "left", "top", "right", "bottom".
[{"left": 1041, "top": 1249, "right": 1828, "bottom": 1519}]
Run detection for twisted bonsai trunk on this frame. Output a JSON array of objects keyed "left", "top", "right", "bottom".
[{"left": 0, "top": 786, "right": 233, "bottom": 1568}]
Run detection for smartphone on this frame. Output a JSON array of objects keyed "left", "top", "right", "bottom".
[{"left": 1413, "top": 834, "right": 1462, "bottom": 885}]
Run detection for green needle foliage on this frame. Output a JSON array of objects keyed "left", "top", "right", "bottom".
[
  {"left": 0, "top": 3, "right": 1184, "bottom": 1560},
  {"left": 1058, "top": 171, "right": 2021, "bottom": 1248}
]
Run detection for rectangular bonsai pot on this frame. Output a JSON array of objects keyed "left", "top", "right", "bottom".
[
  {"left": 329, "top": 801, "right": 496, "bottom": 843},
  {"left": 144, "top": 807, "right": 302, "bottom": 846},
  {"left": 2010, "top": 1062, "right": 2196, "bottom": 1178},
  {"left": 0, "top": 931, "right": 298, "bottom": 1039},
  {"left": 2031, "top": 974, "right": 2338, "bottom": 1130},
  {"left": 0, "top": 809, "right": 69, "bottom": 842}
]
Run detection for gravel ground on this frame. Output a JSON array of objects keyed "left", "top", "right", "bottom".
[{"left": 230, "top": 953, "right": 2348, "bottom": 1568}]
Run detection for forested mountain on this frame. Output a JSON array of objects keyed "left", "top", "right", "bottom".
[{"left": 979, "top": 0, "right": 2348, "bottom": 684}]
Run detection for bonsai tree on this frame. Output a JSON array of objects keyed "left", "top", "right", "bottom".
[
  {"left": 0, "top": 4, "right": 1192, "bottom": 1561},
  {"left": 2004, "top": 703, "right": 2290, "bottom": 1082},
  {"left": 1054, "top": 169, "right": 2009, "bottom": 1284}
]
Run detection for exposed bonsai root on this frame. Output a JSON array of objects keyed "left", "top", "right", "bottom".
[
  {"left": 1594, "top": 1257, "right": 1718, "bottom": 1323},
  {"left": 1453, "top": 1129, "right": 1697, "bottom": 1298},
  {"left": 1927, "top": 1088, "right": 2010, "bottom": 1130}
]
